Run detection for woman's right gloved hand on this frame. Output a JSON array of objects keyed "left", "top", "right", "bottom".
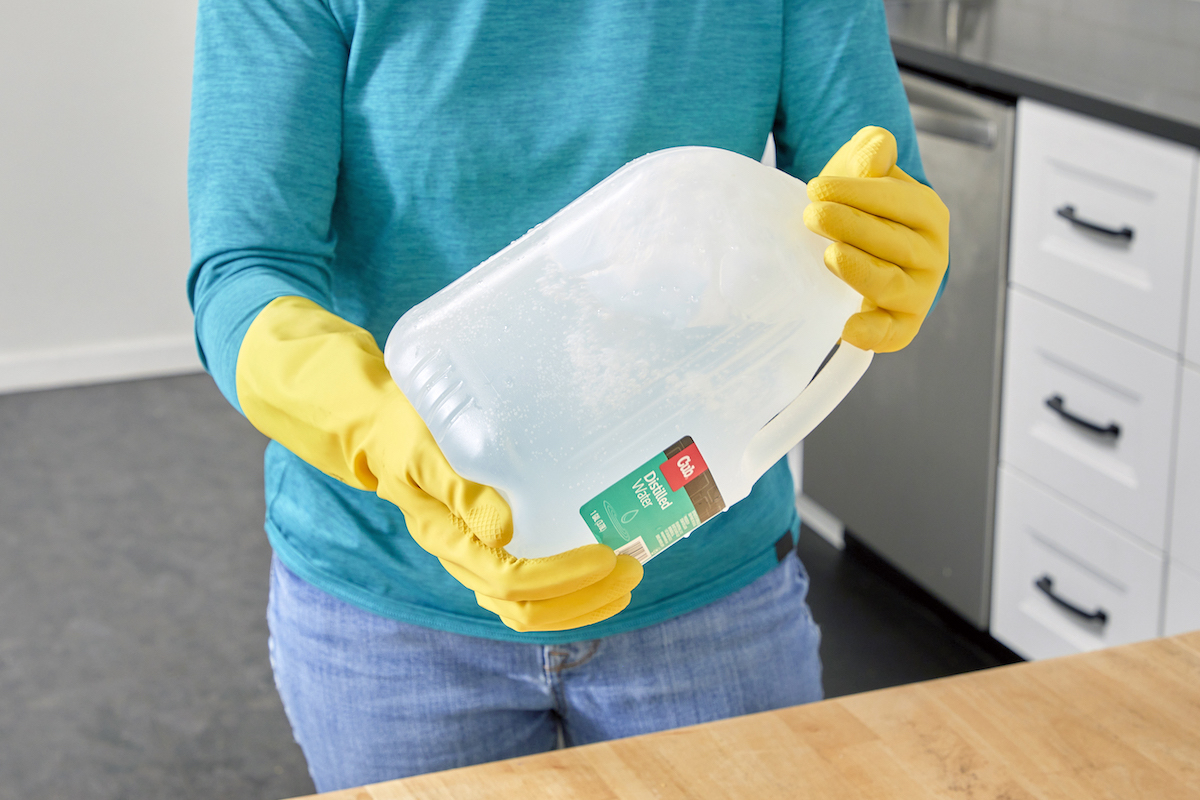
[
  {"left": 803, "top": 126, "right": 950, "bottom": 353},
  {"left": 236, "top": 296, "right": 643, "bottom": 632}
]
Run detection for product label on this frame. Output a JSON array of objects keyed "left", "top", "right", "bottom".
[{"left": 580, "top": 436, "right": 726, "bottom": 564}]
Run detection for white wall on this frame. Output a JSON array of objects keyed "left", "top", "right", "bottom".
[{"left": 0, "top": 0, "right": 200, "bottom": 394}]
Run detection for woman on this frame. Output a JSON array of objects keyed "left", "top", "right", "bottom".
[{"left": 187, "top": 0, "right": 948, "bottom": 791}]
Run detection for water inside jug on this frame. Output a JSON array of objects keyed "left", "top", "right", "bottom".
[{"left": 385, "top": 147, "right": 871, "bottom": 561}]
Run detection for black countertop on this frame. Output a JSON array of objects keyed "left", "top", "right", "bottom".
[{"left": 885, "top": 0, "right": 1200, "bottom": 147}]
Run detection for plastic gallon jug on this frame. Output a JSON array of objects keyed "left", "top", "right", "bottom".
[{"left": 384, "top": 147, "right": 872, "bottom": 561}]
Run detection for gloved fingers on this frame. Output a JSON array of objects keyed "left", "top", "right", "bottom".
[
  {"left": 841, "top": 306, "right": 923, "bottom": 353},
  {"left": 377, "top": 391, "right": 515, "bottom": 549},
  {"left": 484, "top": 555, "right": 643, "bottom": 631},
  {"left": 811, "top": 126, "right": 949, "bottom": 356},
  {"left": 822, "top": 242, "right": 931, "bottom": 315},
  {"left": 806, "top": 174, "right": 948, "bottom": 237},
  {"left": 446, "top": 485, "right": 513, "bottom": 548},
  {"left": 433, "top": 541, "right": 624, "bottom": 602},
  {"left": 413, "top": 458, "right": 514, "bottom": 548},
  {"left": 818, "top": 126, "right": 899, "bottom": 180},
  {"left": 804, "top": 200, "right": 941, "bottom": 275},
  {"left": 498, "top": 592, "right": 635, "bottom": 633}
]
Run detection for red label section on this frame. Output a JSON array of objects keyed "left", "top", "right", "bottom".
[{"left": 660, "top": 443, "right": 709, "bottom": 492}]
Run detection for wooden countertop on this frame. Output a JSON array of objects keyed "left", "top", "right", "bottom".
[{"left": 295, "top": 631, "right": 1200, "bottom": 799}]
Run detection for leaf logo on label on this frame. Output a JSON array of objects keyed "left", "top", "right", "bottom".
[{"left": 604, "top": 501, "right": 631, "bottom": 541}]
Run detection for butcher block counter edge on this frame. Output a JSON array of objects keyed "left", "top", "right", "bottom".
[{"left": 293, "top": 630, "right": 1200, "bottom": 800}]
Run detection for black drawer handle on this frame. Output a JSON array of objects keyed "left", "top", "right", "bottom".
[
  {"left": 1035, "top": 575, "right": 1108, "bottom": 625},
  {"left": 1056, "top": 205, "right": 1134, "bottom": 242},
  {"left": 1045, "top": 394, "right": 1121, "bottom": 438}
]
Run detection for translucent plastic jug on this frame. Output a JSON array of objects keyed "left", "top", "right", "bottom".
[{"left": 385, "top": 147, "right": 872, "bottom": 561}]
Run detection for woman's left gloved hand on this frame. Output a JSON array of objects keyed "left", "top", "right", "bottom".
[
  {"left": 803, "top": 126, "right": 950, "bottom": 353},
  {"left": 235, "top": 297, "right": 643, "bottom": 633}
]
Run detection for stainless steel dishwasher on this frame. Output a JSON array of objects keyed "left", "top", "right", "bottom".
[{"left": 803, "top": 70, "right": 1014, "bottom": 628}]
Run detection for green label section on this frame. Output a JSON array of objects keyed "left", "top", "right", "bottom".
[{"left": 579, "top": 436, "right": 725, "bottom": 564}]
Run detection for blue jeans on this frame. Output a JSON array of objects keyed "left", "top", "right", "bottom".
[{"left": 267, "top": 548, "right": 823, "bottom": 792}]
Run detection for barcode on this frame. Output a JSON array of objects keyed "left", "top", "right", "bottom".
[{"left": 615, "top": 537, "right": 652, "bottom": 564}]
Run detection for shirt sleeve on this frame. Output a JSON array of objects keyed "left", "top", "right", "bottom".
[
  {"left": 186, "top": 0, "right": 349, "bottom": 412},
  {"left": 773, "top": 0, "right": 926, "bottom": 186}
]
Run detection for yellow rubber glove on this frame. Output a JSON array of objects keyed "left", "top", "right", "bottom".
[
  {"left": 236, "top": 296, "right": 643, "bottom": 632},
  {"left": 803, "top": 126, "right": 950, "bottom": 353}
]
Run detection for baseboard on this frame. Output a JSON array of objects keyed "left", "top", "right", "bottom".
[
  {"left": 796, "top": 492, "right": 845, "bottom": 550},
  {"left": 0, "top": 335, "right": 203, "bottom": 395}
]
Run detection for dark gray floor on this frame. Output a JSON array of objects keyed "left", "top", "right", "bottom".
[
  {"left": 798, "top": 529, "right": 1019, "bottom": 698},
  {"left": 0, "top": 374, "right": 313, "bottom": 800},
  {"left": 0, "top": 373, "right": 1014, "bottom": 799}
]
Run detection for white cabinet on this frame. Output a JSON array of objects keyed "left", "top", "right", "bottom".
[
  {"left": 1163, "top": 563, "right": 1200, "bottom": 636},
  {"left": 1188, "top": 194, "right": 1200, "bottom": 365},
  {"left": 1000, "top": 290, "right": 1178, "bottom": 550},
  {"left": 1009, "top": 100, "right": 1196, "bottom": 351},
  {"left": 993, "top": 468, "right": 1164, "bottom": 658},
  {"left": 1170, "top": 366, "right": 1200, "bottom": 575},
  {"left": 992, "top": 99, "right": 1200, "bottom": 659}
]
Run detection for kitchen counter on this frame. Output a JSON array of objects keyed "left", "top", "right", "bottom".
[
  {"left": 885, "top": 0, "right": 1200, "bottom": 147},
  {"left": 295, "top": 630, "right": 1200, "bottom": 799}
]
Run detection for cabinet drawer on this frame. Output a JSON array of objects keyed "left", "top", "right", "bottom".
[
  {"left": 1163, "top": 562, "right": 1200, "bottom": 636},
  {"left": 1000, "top": 289, "right": 1178, "bottom": 549},
  {"left": 1171, "top": 365, "right": 1200, "bottom": 574},
  {"left": 991, "top": 467, "right": 1163, "bottom": 660},
  {"left": 1010, "top": 99, "right": 1196, "bottom": 350}
]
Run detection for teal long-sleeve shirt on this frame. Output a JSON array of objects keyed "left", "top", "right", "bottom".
[{"left": 188, "top": 0, "right": 927, "bottom": 643}]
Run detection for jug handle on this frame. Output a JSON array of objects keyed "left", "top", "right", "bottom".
[{"left": 741, "top": 342, "right": 873, "bottom": 479}]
